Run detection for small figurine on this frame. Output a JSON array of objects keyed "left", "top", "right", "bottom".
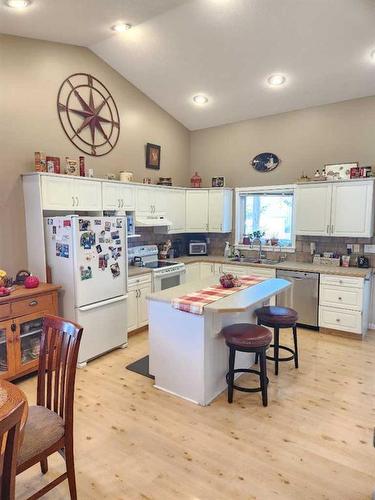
[{"left": 190, "top": 171, "right": 202, "bottom": 188}]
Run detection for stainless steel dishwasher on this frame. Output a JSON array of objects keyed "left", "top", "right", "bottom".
[{"left": 276, "top": 270, "right": 319, "bottom": 329}]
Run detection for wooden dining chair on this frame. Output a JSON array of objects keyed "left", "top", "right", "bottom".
[
  {"left": 0, "top": 399, "right": 25, "bottom": 500},
  {"left": 16, "top": 314, "right": 83, "bottom": 500}
]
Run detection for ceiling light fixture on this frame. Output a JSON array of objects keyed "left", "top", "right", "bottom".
[
  {"left": 193, "top": 94, "right": 208, "bottom": 105},
  {"left": 5, "top": 0, "right": 30, "bottom": 8},
  {"left": 111, "top": 23, "right": 132, "bottom": 33},
  {"left": 267, "top": 74, "right": 286, "bottom": 87},
  {"left": 371, "top": 50, "right": 375, "bottom": 61}
]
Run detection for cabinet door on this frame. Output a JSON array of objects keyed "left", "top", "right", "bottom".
[
  {"left": 208, "top": 190, "right": 224, "bottom": 232},
  {"left": 331, "top": 181, "right": 374, "bottom": 237},
  {"left": 0, "top": 321, "right": 16, "bottom": 379},
  {"left": 127, "top": 286, "right": 139, "bottom": 332},
  {"left": 137, "top": 283, "right": 152, "bottom": 327},
  {"left": 119, "top": 184, "right": 136, "bottom": 211},
  {"left": 41, "top": 176, "right": 74, "bottom": 210},
  {"left": 136, "top": 187, "right": 154, "bottom": 215},
  {"left": 186, "top": 190, "right": 209, "bottom": 232},
  {"left": 73, "top": 180, "right": 102, "bottom": 211},
  {"left": 153, "top": 188, "right": 167, "bottom": 216},
  {"left": 168, "top": 189, "right": 186, "bottom": 232},
  {"left": 102, "top": 182, "right": 121, "bottom": 210},
  {"left": 14, "top": 312, "right": 44, "bottom": 374},
  {"left": 295, "top": 184, "right": 332, "bottom": 236},
  {"left": 185, "top": 263, "right": 201, "bottom": 282},
  {"left": 200, "top": 262, "right": 215, "bottom": 278}
]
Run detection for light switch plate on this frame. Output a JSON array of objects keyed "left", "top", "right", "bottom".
[
  {"left": 353, "top": 244, "right": 360, "bottom": 253},
  {"left": 364, "top": 244, "right": 375, "bottom": 254}
]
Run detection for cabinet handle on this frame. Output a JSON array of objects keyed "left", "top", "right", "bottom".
[
  {"left": 118, "top": 199, "right": 121, "bottom": 208},
  {"left": 11, "top": 323, "right": 16, "bottom": 332},
  {"left": 72, "top": 196, "right": 75, "bottom": 207},
  {"left": 29, "top": 300, "right": 38, "bottom": 306},
  {"left": 336, "top": 318, "right": 341, "bottom": 322},
  {"left": 338, "top": 297, "right": 342, "bottom": 300},
  {"left": 331, "top": 224, "right": 334, "bottom": 234},
  {"left": 121, "top": 199, "right": 124, "bottom": 208},
  {"left": 76, "top": 196, "right": 79, "bottom": 207},
  {"left": 220, "top": 224, "right": 222, "bottom": 231},
  {"left": 138, "top": 289, "right": 142, "bottom": 297},
  {"left": 327, "top": 224, "right": 329, "bottom": 234}
]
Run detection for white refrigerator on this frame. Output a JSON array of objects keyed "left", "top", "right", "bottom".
[{"left": 44, "top": 215, "right": 128, "bottom": 365}]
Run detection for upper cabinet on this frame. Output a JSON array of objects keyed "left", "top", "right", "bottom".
[
  {"left": 102, "top": 182, "right": 135, "bottom": 211},
  {"left": 295, "top": 183, "right": 332, "bottom": 236},
  {"left": 166, "top": 189, "right": 186, "bottom": 233},
  {"left": 41, "top": 175, "right": 102, "bottom": 211},
  {"left": 208, "top": 189, "right": 233, "bottom": 232},
  {"left": 295, "top": 180, "right": 374, "bottom": 238},
  {"left": 186, "top": 190, "right": 209, "bottom": 232},
  {"left": 136, "top": 186, "right": 165, "bottom": 216}
]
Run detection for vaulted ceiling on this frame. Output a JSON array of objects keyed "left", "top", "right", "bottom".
[{"left": 2, "top": 0, "right": 375, "bottom": 130}]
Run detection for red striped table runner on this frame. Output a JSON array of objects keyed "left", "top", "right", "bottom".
[{"left": 171, "top": 276, "right": 266, "bottom": 315}]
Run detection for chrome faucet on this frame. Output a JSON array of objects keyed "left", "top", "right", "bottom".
[
  {"left": 252, "top": 237, "right": 265, "bottom": 261},
  {"left": 272, "top": 242, "right": 283, "bottom": 263}
]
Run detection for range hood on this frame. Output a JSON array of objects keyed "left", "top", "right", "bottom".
[{"left": 135, "top": 215, "right": 172, "bottom": 227}]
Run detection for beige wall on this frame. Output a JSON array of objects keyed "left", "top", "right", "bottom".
[
  {"left": 0, "top": 34, "right": 190, "bottom": 276},
  {"left": 190, "top": 96, "right": 375, "bottom": 188}
]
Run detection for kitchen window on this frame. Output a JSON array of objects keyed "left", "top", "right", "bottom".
[{"left": 236, "top": 186, "right": 295, "bottom": 250}]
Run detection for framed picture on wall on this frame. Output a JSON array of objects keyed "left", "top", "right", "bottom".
[{"left": 146, "top": 143, "right": 161, "bottom": 170}]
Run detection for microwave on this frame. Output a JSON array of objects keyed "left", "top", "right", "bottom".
[{"left": 188, "top": 241, "right": 207, "bottom": 255}]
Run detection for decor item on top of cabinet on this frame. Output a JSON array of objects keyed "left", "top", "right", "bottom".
[
  {"left": 65, "top": 157, "right": 79, "bottom": 176},
  {"left": 143, "top": 177, "right": 152, "bottom": 184},
  {"left": 325, "top": 162, "right": 357, "bottom": 181},
  {"left": 251, "top": 153, "right": 280, "bottom": 173},
  {"left": 146, "top": 143, "right": 161, "bottom": 170},
  {"left": 157, "top": 177, "right": 172, "bottom": 186},
  {"left": 190, "top": 171, "right": 202, "bottom": 188},
  {"left": 212, "top": 176, "right": 225, "bottom": 187},
  {"left": 119, "top": 171, "right": 133, "bottom": 182},
  {"left": 57, "top": 73, "right": 120, "bottom": 157}
]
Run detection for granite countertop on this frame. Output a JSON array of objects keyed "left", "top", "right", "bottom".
[
  {"left": 147, "top": 277, "right": 290, "bottom": 313},
  {"left": 174, "top": 256, "right": 372, "bottom": 278}
]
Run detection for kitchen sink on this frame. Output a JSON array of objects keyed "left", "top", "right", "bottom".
[{"left": 229, "top": 257, "right": 280, "bottom": 265}]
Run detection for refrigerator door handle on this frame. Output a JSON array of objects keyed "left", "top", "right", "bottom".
[{"left": 78, "top": 295, "right": 128, "bottom": 312}]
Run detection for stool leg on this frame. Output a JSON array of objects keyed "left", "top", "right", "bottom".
[
  {"left": 228, "top": 346, "right": 236, "bottom": 403},
  {"left": 259, "top": 350, "right": 268, "bottom": 407},
  {"left": 274, "top": 327, "right": 280, "bottom": 376},
  {"left": 255, "top": 353, "right": 259, "bottom": 365},
  {"left": 293, "top": 325, "right": 299, "bottom": 369}
]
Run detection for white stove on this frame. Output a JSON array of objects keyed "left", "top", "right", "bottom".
[{"left": 128, "top": 245, "right": 186, "bottom": 291}]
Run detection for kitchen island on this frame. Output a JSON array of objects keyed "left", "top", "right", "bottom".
[{"left": 147, "top": 277, "right": 290, "bottom": 406}]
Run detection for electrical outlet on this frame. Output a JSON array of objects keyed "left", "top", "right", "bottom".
[
  {"left": 353, "top": 244, "right": 360, "bottom": 253},
  {"left": 364, "top": 244, "right": 375, "bottom": 254},
  {"left": 346, "top": 244, "right": 353, "bottom": 253}
]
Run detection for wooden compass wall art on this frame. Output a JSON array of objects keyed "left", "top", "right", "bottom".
[{"left": 57, "top": 73, "right": 120, "bottom": 156}]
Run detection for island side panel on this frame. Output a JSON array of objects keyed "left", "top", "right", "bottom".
[{"left": 148, "top": 300, "right": 206, "bottom": 405}]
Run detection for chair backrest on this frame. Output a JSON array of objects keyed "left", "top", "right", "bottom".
[
  {"left": 37, "top": 315, "right": 83, "bottom": 428},
  {"left": 0, "top": 400, "right": 25, "bottom": 500}
]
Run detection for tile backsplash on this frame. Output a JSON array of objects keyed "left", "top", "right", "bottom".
[{"left": 128, "top": 228, "right": 375, "bottom": 266}]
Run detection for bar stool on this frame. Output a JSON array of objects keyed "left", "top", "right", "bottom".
[
  {"left": 255, "top": 306, "right": 299, "bottom": 376},
  {"left": 221, "top": 323, "right": 272, "bottom": 407}
]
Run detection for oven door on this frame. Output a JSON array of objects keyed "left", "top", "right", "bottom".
[{"left": 153, "top": 268, "right": 186, "bottom": 292}]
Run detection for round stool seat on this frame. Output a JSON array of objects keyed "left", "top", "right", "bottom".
[
  {"left": 222, "top": 323, "right": 272, "bottom": 349},
  {"left": 255, "top": 306, "right": 298, "bottom": 326}
]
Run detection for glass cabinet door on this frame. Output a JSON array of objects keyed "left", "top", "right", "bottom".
[
  {"left": 0, "top": 326, "right": 9, "bottom": 375},
  {"left": 16, "top": 314, "right": 43, "bottom": 371}
]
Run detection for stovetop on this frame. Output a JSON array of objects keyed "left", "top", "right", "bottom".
[{"left": 144, "top": 260, "right": 180, "bottom": 269}]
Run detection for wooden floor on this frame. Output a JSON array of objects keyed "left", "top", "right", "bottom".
[{"left": 15, "top": 328, "right": 375, "bottom": 500}]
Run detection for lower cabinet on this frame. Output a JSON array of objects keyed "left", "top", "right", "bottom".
[
  {"left": 0, "top": 285, "right": 59, "bottom": 381},
  {"left": 128, "top": 275, "right": 152, "bottom": 332},
  {"left": 319, "top": 274, "right": 371, "bottom": 335}
]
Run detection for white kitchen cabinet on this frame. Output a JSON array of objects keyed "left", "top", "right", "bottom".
[
  {"left": 330, "top": 181, "right": 374, "bottom": 237},
  {"left": 295, "top": 180, "right": 374, "bottom": 237},
  {"left": 319, "top": 274, "right": 371, "bottom": 335},
  {"left": 102, "top": 182, "right": 135, "bottom": 211},
  {"left": 127, "top": 275, "right": 152, "bottom": 332},
  {"left": 186, "top": 190, "right": 209, "bottom": 232},
  {"left": 200, "top": 262, "right": 216, "bottom": 278},
  {"left": 136, "top": 186, "right": 166, "bottom": 216},
  {"left": 159, "top": 189, "right": 186, "bottom": 233},
  {"left": 208, "top": 189, "right": 233, "bottom": 232},
  {"left": 41, "top": 175, "right": 102, "bottom": 211},
  {"left": 295, "top": 183, "right": 332, "bottom": 236},
  {"left": 221, "top": 264, "right": 276, "bottom": 279},
  {"left": 185, "top": 263, "right": 201, "bottom": 282}
]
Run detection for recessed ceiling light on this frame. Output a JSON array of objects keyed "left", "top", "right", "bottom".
[
  {"left": 111, "top": 23, "right": 132, "bottom": 33},
  {"left": 5, "top": 0, "right": 30, "bottom": 8},
  {"left": 193, "top": 94, "right": 208, "bottom": 105},
  {"left": 371, "top": 50, "right": 375, "bottom": 61},
  {"left": 267, "top": 74, "right": 286, "bottom": 87}
]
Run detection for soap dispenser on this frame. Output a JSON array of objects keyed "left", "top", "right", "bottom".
[{"left": 224, "top": 241, "right": 230, "bottom": 259}]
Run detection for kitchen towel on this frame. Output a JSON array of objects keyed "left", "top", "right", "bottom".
[{"left": 171, "top": 276, "right": 266, "bottom": 315}]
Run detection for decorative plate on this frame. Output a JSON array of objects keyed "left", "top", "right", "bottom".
[
  {"left": 57, "top": 73, "right": 120, "bottom": 157},
  {"left": 251, "top": 153, "right": 280, "bottom": 173}
]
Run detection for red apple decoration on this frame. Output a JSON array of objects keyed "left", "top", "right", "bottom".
[
  {"left": 220, "top": 273, "right": 235, "bottom": 288},
  {"left": 24, "top": 275, "right": 40, "bottom": 289}
]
